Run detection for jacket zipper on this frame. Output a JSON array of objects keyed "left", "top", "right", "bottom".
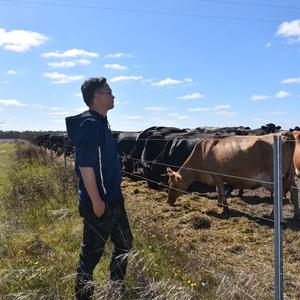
[{"left": 98, "top": 146, "right": 107, "bottom": 195}]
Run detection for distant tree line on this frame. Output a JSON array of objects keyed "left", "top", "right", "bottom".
[{"left": 0, "top": 131, "right": 66, "bottom": 142}]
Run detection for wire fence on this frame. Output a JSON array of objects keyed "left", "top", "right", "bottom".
[
  {"left": 48, "top": 134, "right": 300, "bottom": 215},
  {"left": 37, "top": 133, "right": 300, "bottom": 299},
  {"left": 119, "top": 155, "right": 275, "bottom": 186},
  {"left": 121, "top": 170, "right": 276, "bottom": 224},
  {"left": 118, "top": 155, "right": 300, "bottom": 193}
]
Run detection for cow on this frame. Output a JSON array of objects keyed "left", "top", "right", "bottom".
[
  {"left": 248, "top": 123, "right": 281, "bottom": 135},
  {"left": 122, "top": 126, "right": 185, "bottom": 175},
  {"left": 122, "top": 126, "right": 159, "bottom": 173},
  {"left": 291, "top": 131, "right": 300, "bottom": 177},
  {"left": 224, "top": 123, "right": 281, "bottom": 197},
  {"left": 167, "top": 132, "right": 299, "bottom": 218},
  {"left": 113, "top": 131, "right": 140, "bottom": 158},
  {"left": 146, "top": 130, "right": 209, "bottom": 184},
  {"left": 290, "top": 126, "right": 300, "bottom": 132},
  {"left": 147, "top": 130, "right": 217, "bottom": 191},
  {"left": 146, "top": 126, "right": 251, "bottom": 192},
  {"left": 201, "top": 126, "right": 251, "bottom": 136},
  {"left": 140, "top": 127, "right": 188, "bottom": 188},
  {"left": 34, "top": 134, "right": 51, "bottom": 149}
]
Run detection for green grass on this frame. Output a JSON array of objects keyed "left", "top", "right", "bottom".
[{"left": 0, "top": 143, "right": 202, "bottom": 299}]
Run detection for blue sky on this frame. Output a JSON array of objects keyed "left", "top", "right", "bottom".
[{"left": 0, "top": 0, "right": 300, "bottom": 131}]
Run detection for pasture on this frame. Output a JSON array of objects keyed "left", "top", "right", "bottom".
[{"left": 0, "top": 141, "right": 300, "bottom": 299}]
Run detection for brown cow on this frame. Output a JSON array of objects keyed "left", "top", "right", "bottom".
[
  {"left": 167, "top": 132, "right": 299, "bottom": 218},
  {"left": 292, "top": 131, "right": 300, "bottom": 177}
]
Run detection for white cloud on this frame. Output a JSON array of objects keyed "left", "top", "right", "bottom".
[
  {"left": 269, "top": 111, "right": 286, "bottom": 115},
  {"left": 32, "top": 104, "right": 47, "bottom": 109},
  {"left": 189, "top": 107, "right": 210, "bottom": 112},
  {"left": 177, "top": 92, "right": 204, "bottom": 100},
  {"left": 167, "top": 112, "right": 180, "bottom": 117},
  {"left": 49, "top": 111, "right": 69, "bottom": 116},
  {"left": 73, "top": 92, "right": 82, "bottom": 97},
  {"left": 6, "top": 70, "right": 17, "bottom": 75},
  {"left": 145, "top": 106, "right": 164, "bottom": 112},
  {"left": 0, "top": 99, "right": 26, "bottom": 106},
  {"left": 50, "top": 106, "right": 64, "bottom": 111},
  {"left": 188, "top": 104, "right": 231, "bottom": 113},
  {"left": 275, "top": 90, "right": 290, "bottom": 98},
  {"left": 152, "top": 78, "right": 183, "bottom": 87},
  {"left": 265, "top": 42, "right": 272, "bottom": 48},
  {"left": 77, "top": 59, "right": 90, "bottom": 65},
  {"left": 251, "top": 95, "right": 272, "bottom": 101},
  {"left": 0, "top": 27, "right": 47, "bottom": 52},
  {"left": 213, "top": 104, "right": 231, "bottom": 110},
  {"left": 0, "top": 108, "right": 3, "bottom": 111},
  {"left": 110, "top": 75, "right": 143, "bottom": 82},
  {"left": 253, "top": 118, "right": 263, "bottom": 122},
  {"left": 47, "top": 59, "right": 91, "bottom": 68},
  {"left": 277, "top": 19, "right": 300, "bottom": 42},
  {"left": 141, "top": 78, "right": 155, "bottom": 83},
  {"left": 42, "top": 48, "right": 99, "bottom": 59},
  {"left": 281, "top": 77, "right": 300, "bottom": 84},
  {"left": 43, "top": 72, "right": 83, "bottom": 84},
  {"left": 214, "top": 111, "right": 237, "bottom": 117},
  {"left": 104, "top": 64, "right": 127, "bottom": 70},
  {"left": 184, "top": 78, "right": 193, "bottom": 83},
  {"left": 176, "top": 115, "right": 190, "bottom": 120},
  {"left": 105, "top": 52, "right": 133, "bottom": 58},
  {"left": 48, "top": 61, "right": 75, "bottom": 69}
]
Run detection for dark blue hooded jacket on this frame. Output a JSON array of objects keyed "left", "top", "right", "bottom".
[{"left": 65, "top": 109, "right": 122, "bottom": 208}]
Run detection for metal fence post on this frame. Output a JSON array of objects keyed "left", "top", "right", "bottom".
[
  {"left": 63, "top": 135, "right": 67, "bottom": 168},
  {"left": 273, "top": 135, "right": 283, "bottom": 300}
]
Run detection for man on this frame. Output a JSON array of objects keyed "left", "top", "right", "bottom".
[{"left": 65, "top": 77, "right": 133, "bottom": 300}]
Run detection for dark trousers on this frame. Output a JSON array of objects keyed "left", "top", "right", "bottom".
[{"left": 75, "top": 199, "right": 133, "bottom": 300}]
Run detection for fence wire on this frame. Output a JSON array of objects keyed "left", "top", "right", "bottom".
[
  {"left": 119, "top": 155, "right": 300, "bottom": 194},
  {"left": 121, "top": 170, "right": 277, "bottom": 224},
  {"left": 119, "top": 155, "right": 275, "bottom": 186}
]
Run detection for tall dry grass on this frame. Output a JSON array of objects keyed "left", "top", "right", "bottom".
[{"left": 0, "top": 143, "right": 202, "bottom": 299}]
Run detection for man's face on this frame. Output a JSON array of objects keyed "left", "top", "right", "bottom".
[{"left": 93, "top": 83, "right": 115, "bottom": 110}]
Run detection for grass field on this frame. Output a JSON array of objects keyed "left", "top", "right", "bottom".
[{"left": 0, "top": 142, "right": 299, "bottom": 299}]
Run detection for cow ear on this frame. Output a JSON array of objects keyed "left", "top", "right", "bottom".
[{"left": 167, "top": 167, "right": 174, "bottom": 176}]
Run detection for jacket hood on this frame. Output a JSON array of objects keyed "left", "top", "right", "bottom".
[{"left": 65, "top": 110, "right": 107, "bottom": 145}]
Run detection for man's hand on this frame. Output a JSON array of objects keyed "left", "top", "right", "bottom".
[
  {"left": 93, "top": 199, "right": 105, "bottom": 218},
  {"left": 79, "top": 167, "right": 106, "bottom": 218}
]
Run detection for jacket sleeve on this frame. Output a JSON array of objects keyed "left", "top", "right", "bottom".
[{"left": 76, "top": 119, "right": 101, "bottom": 167}]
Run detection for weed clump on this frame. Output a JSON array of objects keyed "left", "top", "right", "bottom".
[{"left": 3, "top": 143, "right": 77, "bottom": 225}]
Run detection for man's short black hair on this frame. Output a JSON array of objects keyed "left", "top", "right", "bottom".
[{"left": 81, "top": 77, "right": 107, "bottom": 106}]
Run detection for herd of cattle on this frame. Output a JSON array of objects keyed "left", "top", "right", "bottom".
[{"left": 34, "top": 123, "right": 300, "bottom": 218}]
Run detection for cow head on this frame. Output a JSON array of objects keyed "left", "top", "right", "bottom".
[
  {"left": 167, "top": 167, "right": 185, "bottom": 205},
  {"left": 122, "top": 154, "right": 135, "bottom": 173}
]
